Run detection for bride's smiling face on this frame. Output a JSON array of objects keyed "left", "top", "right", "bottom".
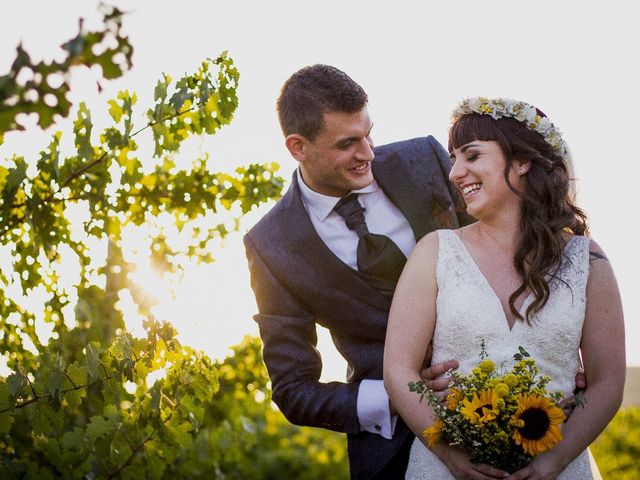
[{"left": 449, "top": 140, "right": 527, "bottom": 220}]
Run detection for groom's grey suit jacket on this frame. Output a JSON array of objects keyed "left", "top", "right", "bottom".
[{"left": 244, "top": 136, "right": 472, "bottom": 479}]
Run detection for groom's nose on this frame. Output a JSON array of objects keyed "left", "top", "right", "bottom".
[{"left": 355, "top": 136, "right": 374, "bottom": 162}]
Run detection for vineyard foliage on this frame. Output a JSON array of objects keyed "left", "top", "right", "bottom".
[
  {"left": 591, "top": 406, "right": 640, "bottom": 479},
  {"left": 0, "top": 5, "right": 346, "bottom": 478}
]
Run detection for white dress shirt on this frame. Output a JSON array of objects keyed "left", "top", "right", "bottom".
[{"left": 297, "top": 169, "right": 416, "bottom": 439}]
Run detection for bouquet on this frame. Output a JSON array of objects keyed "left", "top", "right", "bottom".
[{"left": 409, "top": 342, "right": 566, "bottom": 472}]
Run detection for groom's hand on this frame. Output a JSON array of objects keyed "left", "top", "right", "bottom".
[
  {"left": 420, "top": 358, "right": 459, "bottom": 402},
  {"left": 558, "top": 369, "right": 587, "bottom": 418},
  {"left": 574, "top": 369, "right": 586, "bottom": 390}
]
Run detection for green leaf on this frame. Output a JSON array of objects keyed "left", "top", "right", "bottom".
[
  {"left": 46, "top": 354, "right": 66, "bottom": 405},
  {"left": 67, "top": 362, "right": 88, "bottom": 386},
  {"left": 65, "top": 388, "right": 84, "bottom": 409},
  {"left": 518, "top": 346, "right": 530, "bottom": 358},
  {"left": 154, "top": 74, "right": 170, "bottom": 101},
  {"left": 108, "top": 99, "right": 124, "bottom": 122},
  {"left": 575, "top": 390, "right": 587, "bottom": 409},
  {"left": 87, "top": 415, "right": 117, "bottom": 440},
  {"left": 0, "top": 165, "right": 8, "bottom": 190},
  {"left": 0, "top": 411, "right": 14, "bottom": 434},
  {"left": 111, "top": 333, "right": 133, "bottom": 361},
  {"left": 143, "top": 448, "right": 167, "bottom": 478},
  {"left": 5, "top": 156, "right": 28, "bottom": 192},
  {"left": 73, "top": 102, "right": 94, "bottom": 161},
  {"left": 165, "top": 416, "right": 193, "bottom": 449},
  {"left": 149, "top": 381, "right": 162, "bottom": 411},
  {"left": 60, "top": 427, "right": 85, "bottom": 451},
  {"left": 86, "top": 342, "right": 103, "bottom": 382},
  {"left": 29, "top": 402, "right": 61, "bottom": 435},
  {"left": 0, "top": 382, "right": 12, "bottom": 409},
  {"left": 7, "top": 371, "right": 26, "bottom": 396}
]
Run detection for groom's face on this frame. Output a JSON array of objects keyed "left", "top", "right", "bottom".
[{"left": 298, "top": 107, "right": 375, "bottom": 197}]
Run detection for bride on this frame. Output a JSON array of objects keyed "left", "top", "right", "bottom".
[{"left": 383, "top": 98, "right": 625, "bottom": 479}]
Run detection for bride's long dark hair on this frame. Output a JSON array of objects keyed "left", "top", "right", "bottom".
[{"left": 448, "top": 112, "right": 589, "bottom": 324}]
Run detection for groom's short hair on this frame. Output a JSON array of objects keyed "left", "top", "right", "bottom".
[{"left": 277, "top": 64, "right": 368, "bottom": 141}]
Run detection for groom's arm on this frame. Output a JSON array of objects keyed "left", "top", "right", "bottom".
[
  {"left": 244, "top": 234, "right": 361, "bottom": 434},
  {"left": 357, "top": 380, "right": 398, "bottom": 439}
]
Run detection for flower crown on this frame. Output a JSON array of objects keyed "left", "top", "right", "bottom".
[{"left": 451, "top": 97, "right": 569, "bottom": 160}]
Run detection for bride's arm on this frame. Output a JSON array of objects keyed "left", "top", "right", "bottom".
[
  {"left": 384, "top": 232, "right": 439, "bottom": 438},
  {"left": 507, "top": 239, "right": 626, "bottom": 479},
  {"left": 384, "top": 232, "right": 508, "bottom": 480}
]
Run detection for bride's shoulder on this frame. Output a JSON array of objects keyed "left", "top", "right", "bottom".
[
  {"left": 560, "top": 234, "right": 611, "bottom": 270},
  {"left": 414, "top": 230, "right": 440, "bottom": 250},
  {"left": 411, "top": 228, "right": 460, "bottom": 260},
  {"left": 562, "top": 232, "right": 595, "bottom": 252},
  {"left": 406, "top": 231, "right": 437, "bottom": 262}
]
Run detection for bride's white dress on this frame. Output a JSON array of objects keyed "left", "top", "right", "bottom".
[{"left": 405, "top": 229, "right": 599, "bottom": 479}]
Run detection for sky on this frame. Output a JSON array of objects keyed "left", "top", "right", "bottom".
[{"left": 1, "top": 0, "right": 638, "bottom": 377}]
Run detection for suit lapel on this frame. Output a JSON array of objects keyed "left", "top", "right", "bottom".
[{"left": 280, "top": 175, "right": 392, "bottom": 312}]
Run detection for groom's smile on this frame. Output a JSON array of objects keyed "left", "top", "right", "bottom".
[{"left": 295, "top": 107, "right": 375, "bottom": 197}]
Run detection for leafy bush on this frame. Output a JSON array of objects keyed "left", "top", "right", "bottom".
[{"left": 591, "top": 407, "right": 640, "bottom": 479}]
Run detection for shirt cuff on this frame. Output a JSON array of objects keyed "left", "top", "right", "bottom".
[{"left": 356, "top": 379, "right": 398, "bottom": 440}]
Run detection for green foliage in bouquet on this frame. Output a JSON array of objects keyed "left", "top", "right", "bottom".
[{"left": 409, "top": 342, "right": 566, "bottom": 473}]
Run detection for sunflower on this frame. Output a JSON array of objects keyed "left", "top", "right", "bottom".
[
  {"left": 423, "top": 419, "right": 443, "bottom": 446},
  {"left": 512, "top": 394, "right": 566, "bottom": 455},
  {"left": 460, "top": 389, "right": 499, "bottom": 425}
]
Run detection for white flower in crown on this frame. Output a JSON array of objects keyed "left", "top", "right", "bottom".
[
  {"left": 538, "top": 117, "right": 553, "bottom": 135},
  {"left": 524, "top": 105, "right": 538, "bottom": 124},
  {"left": 452, "top": 97, "right": 569, "bottom": 160},
  {"left": 504, "top": 99, "right": 521, "bottom": 117}
]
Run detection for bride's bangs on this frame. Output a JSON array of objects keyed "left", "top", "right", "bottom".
[{"left": 448, "top": 114, "right": 503, "bottom": 152}]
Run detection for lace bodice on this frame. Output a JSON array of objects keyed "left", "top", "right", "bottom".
[
  {"left": 405, "top": 229, "right": 598, "bottom": 480},
  {"left": 432, "top": 229, "right": 589, "bottom": 395}
]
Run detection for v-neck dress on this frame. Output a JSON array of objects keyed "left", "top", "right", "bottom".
[{"left": 405, "top": 229, "right": 598, "bottom": 479}]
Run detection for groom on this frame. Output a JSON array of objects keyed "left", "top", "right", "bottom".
[{"left": 244, "top": 64, "right": 473, "bottom": 478}]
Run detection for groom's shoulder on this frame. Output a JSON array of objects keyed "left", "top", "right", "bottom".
[
  {"left": 373, "top": 135, "right": 448, "bottom": 167},
  {"left": 245, "top": 184, "right": 295, "bottom": 245}
]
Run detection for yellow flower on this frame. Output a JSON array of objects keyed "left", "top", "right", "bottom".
[
  {"left": 460, "top": 389, "right": 499, "bottom": 425},
  {"left": 447, "top": 388, "right": 463, "bottom": 410},
  {"left": 512, "top": 394, "right": 565, "bottom": 455},
  {"left": 424, "top": 420, "right": 443, "bottom": 446},
  {"left": 479, "top": 359, "right": 495, "bottom": 373},
  {"left": 494, "top": 383, "right": 510, "bottom": 398},
  {"left": 504, "top": 373, "right": 518, "bottom": 387}
]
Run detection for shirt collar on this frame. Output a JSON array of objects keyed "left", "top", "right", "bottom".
[{"left": 296, "top": 168, "right": 378, "bottom": 221}]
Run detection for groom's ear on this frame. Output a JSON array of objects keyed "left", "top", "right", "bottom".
[{"left": 285, "top": 134, "right": 308, "bottom": 164}]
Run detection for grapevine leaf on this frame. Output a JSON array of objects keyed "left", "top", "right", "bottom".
[
  {"left": 86, "top": 342, "right": 103, "bottom": 382},
  {"left": 7, "top": 371, "right": 26, "bottom": 396},
  {"left": 87, "top": 415, "right": 117, "bottom": 440},
  {"left": 0, "top": 411, "right": 14, "bottom": 434}
]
